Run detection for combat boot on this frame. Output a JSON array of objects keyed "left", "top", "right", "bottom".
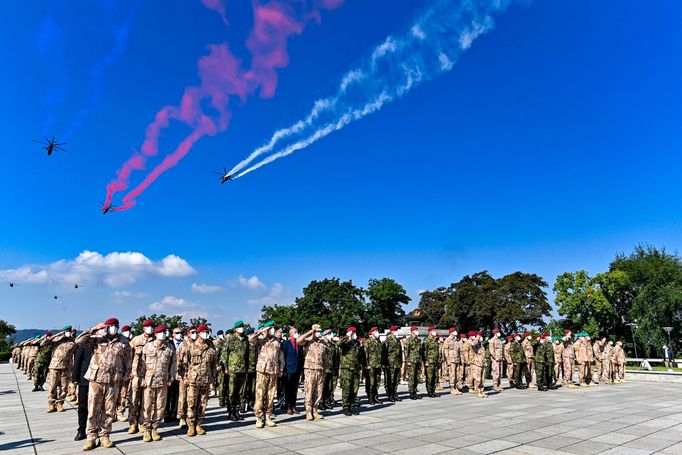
[
  {"left": 477, "top": 392, "right": 488, "bottom": 398},
  {"left": 47, "top": 404, "right": 56, "bottom": 413},
  {"left": 235, "top": 409, "right": 244, "bottom": 421},
  {"left": 351, "top": 407, "right": 359, "bottom": 415},
  {"left": 375, "top": 396, "right": 383, "bottom": 404},
  {"left": 394, "top": 393, "right": 402, "bottom": 401},
  {"left": 313, "top": 411, "right": 324, "bottom": 420},
  {"left": 318, "top": 402, "right": 327, "bottom": 410},
  {"left": 82, "top": 440, "right": 96, "bottom": 451},
  {"left": 306, "top": 412, "right": 314, "bottom": 421},
  {"left": 179, "top": 418, "right": 187, "bottom": 429},
  {"left": 342, "top": 408, "right": 352, "bottom": 416},
  {"left": 32, "top": 385, "right": 39, "bottom": 392},
  {"left": 219, "top": 397, "right": 225, "bottom": 407},
  {"left": 57, "top": 403, "right": 64, "bottom": 412},
  {"left": 38, "top": 385, "right": 45, "bottom": 391},
  {"left": 151, "top": 430, "right": 162, "bottom": 441},
  {"left": 128, "top": 423, "right": 138, "bottom": 434},
  {"left": 493, "top": 386, "right": 503, "bottom": 392},
  {"left": 116, "top": 412, "right": 127, "bottom": 422},
  {"left": 187, "top": 426, "right": 196, "bottom": 437},
  {"left": 142, "top": 431, "right": 152, "bottom": 442},
  {"left": 265, "top": 416, "right": 277, "bottom": 427},
  {"left": 255, "top": 417, "right": 264, "bottom": 428},
  {"left": 196, "top": 424, "right": 206, "bottom": 435},
  {"left": 100, "top": 437, "right": 114, "bottom": 448}
]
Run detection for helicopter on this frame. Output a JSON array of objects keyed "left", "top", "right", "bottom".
[
  {"left": 33, "top": 136, "right": 68, "bottom": 156},
  {"left": 212, "top": 168, "right": 237, "bottom": 184},
  {"left": 98, "top": 201, "right": 119, "bottom": 214},
  {"left": 74, "top": 284, "right": 79, "bottom": 289},
  {"left": 9, "top": 282, "right": 17, "bottom": 288},
  {"left": 53, "top": 295, "right": 60, "bottom": 300}
]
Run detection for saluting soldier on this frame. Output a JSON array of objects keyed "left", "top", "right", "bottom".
[
  {"left": 222, "top": 320, "right": 248, "bottom": 421},
  {"left": 298, "top": 324, "right": 327, "bottom": 420},
  {"left": 140, "top": 325, "right": 177, "bottom": 443},
  {"left": 469, "top": 332, "right": 487, "bottom": 398},
  {"left": 423, "top": 326, "right": 440, "bottom": 398},
  {"left": 404, "top": 325, "right": 423, "bottom": 400},
  {"left": 34, "top": 332, "right": 53, "bottom": 392},
  {"left": 441, "top": 328, "right": 462, "bottom": 396},
  {"left": 364, "top": 327, "right": 383, "bottom": 404},
  {"left": 128, "top": 319, "right": 155, "bottom": 434},
  {"left": 252, "top": 321, "right": 284, "bottom": 428},
  {"left": 338, "top": 327, "right": 362, "bottom": 415},
  {"left": 383, "top": 326, "right": 403, "bottom": 401},
  {"left": 488, "top": 328, "right": 504, "bottom": 392},
  {"left": 186, "top": 324, "right": 217, "bottom": 437},
  {"left": 44, "top": 326, "right": 76, "bottom": 413}
]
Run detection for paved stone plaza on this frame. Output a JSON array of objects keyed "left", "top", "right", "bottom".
[{"left": 3, "top": 363, "right": 682, "bottom": 455}]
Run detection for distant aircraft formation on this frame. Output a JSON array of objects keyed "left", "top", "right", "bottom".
[{"left": 7, "top": 281, "right": 79, "bottom": 300}]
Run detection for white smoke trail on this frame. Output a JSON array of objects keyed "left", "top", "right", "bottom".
[{"left": 230, "top": 0, "right": 512, "bottom": 179}]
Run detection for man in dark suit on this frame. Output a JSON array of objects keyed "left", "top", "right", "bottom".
[
  {"left": 281, "top": 327, "right": 304, "bottom": 414},
  {"left": 71, "top": 338, "right": 94, "bottom": 441}
]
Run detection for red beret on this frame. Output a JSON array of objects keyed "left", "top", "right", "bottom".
[
  {"left": 468, "top": 331, "right": 476, "bottom": 337},
  {"left": 188, "top": 326, "right": 197, "bottom": 332},
  {"left": 523, "top": 331, "right": 530, "bottom": 337},
  {"left": 460, "top": 333, "right": 467, "bottom": 338},
  {"left": 514, "top": 333, "right": 520, "bottom": 338},
  {"left": 410, "top": 325, "right": 418, "bottom": 331},
  {"left": 359, "top": 337, "right": 366, "bottom": 342},
  {"left": 449, "top": 327, "right": 457, "bottom": 333},
  {"left": 389, "top": 325, "right": 398, "bottom": 332},
  {"left": 347, "top": 327, "right": 357, "bottom": 333},
  {"left": 197, "top": 324, "right": 209, "bottom": 333},
  {"left": 369, "top": 326, "right": 378, "bottom": 334},
  {"left": 121, "top": 325, "right": 131, "bottom": 332},
  {"left": 506, "top": 335, "right": 513, "bottom": 340},
  {"left": 154, "top": 325, "right": 167, "bottom": 334},
  {"left": 492, "top": 328, "right": 500, "bottom": 334},
  {"left": 564, "top": 329, "right": 571, "bottom": 335},
  {"left": 142, "top": 319, "right": 154, "bottom": 327},
  {"left": 45, "top": 331, "right": 52, "bottom": 336},
  {"left": 104, "top": 318, "right": 119, "bottom": 326},
  {"left": 543, "top": 332, "right": 550, "bottom": 338},
  {"left": 477, "top": 332, "right": 483, "bottom": 337},
  {"left": 428, "top": 326, "right": 436, "bottom": 332}
]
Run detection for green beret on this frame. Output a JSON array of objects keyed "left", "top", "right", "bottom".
[
  {"left": 62, "top": 325, "right": 72, "bottom": 332},
  {"left": 262, "top": 320, "right": 275, "bottom": 329},
  {"left": 256, "top": 323, "right": 263, "bottom": 330},
  {"left": 226, "top": 328, "right": 233, "bottom": 334},
  {"left": 233, "top": 320, "right": 244, "bottom": 329}
]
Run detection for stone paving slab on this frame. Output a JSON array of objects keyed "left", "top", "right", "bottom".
[{"left": 2, "top": 362, "right": 682, "bottom": 454}]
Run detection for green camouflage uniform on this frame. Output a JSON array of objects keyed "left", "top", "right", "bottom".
[
  {"left": 363, "top": 337, "right": 383, "bottom": 403},
  {"left": 33, "top": 344, "right": 52, "bottom": 388},
  {"left": 220, "top": 333, "right": 248, "bottom": 413},
  {"left": 534, "top": 343, "right": 547, "bottom": 389},
  {"left": 322, "top": 341, "right": 339, "bottom": 406},
  {"left": 382, "top": 336, "right": 402, "bottom": 399},
  {"left": 404, "top": 336, "right": 423, "bottom": 394},
  {"left": 510, "top": 340, "right": 526, "bottom": 386},
  {"left": 423, "top": 337, "right": 440, "bottom": 395},
  {"left": 216, "top": 341, "right": 227, "bottom": 407},
  {"left": 243, "top": 339, "right": 257, "bottom": 408},
  {"left": 337, "top": 337, "right": 361, "bottom": 412}
]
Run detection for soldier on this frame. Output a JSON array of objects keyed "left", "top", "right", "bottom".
[
  {"left": 504, "top": 335, "right": 514, "bottom": 387},
  {"left": 601, "top": 339, "right": 613, "bottom": 384},
  {"left": 11, "top": 343, "right": 20, "bottom": 365},
  {"left": 404, "top": 325, "right": 423, "bottom": 400},
  {"left": 338, "top": 327, "right": 361, "bottom": 415},
  {"left": 214, "top": 330, "right": 226, "bottom": 407},
  {"left": 114, "top": 325, "right": 132, "bottom": 422},
  {"left": 488, "top": 328, "right": 504, "bottom": 392},
  {"left": 521, "top": 332, "right": 536, "bottom": 388},
  {"left": 562, "top": 330, "right": 577, "bottom": 388},
  {"left": 140, "top": 325, "right": 177, "bottom": 442},
  {"left": 593, "top": 337, "right": 605, "bottom": 384},
  {"left": 298, "top": 324, "right": 327, "bottom": 420},
  {"left": 363, "top": 327, "right": 383, "bottom": 404},
  {"left": 186, "top": 324, "right": 217, "bottom": 436},
  {"left": 251, "top": 321, "right": 284, "bottom": 427},
  {"left": 128, "top": 319, "right": 155, "bottom": 434},
  {"left": 44, "top": 326, "right": 76, "bottom": 413},
  {"left": 585, "top": 335, "right": 595, "bottom": 385},
  {"left": 34, "top": 332, "right": 53, "bottom": 392},
  {"left": 27, "top": 336, "right": 42, "bottom": 388},
  {"left": 575, "top": 332, "right": 590, "bottom": 387},
  {"left": 176, "top": 326, "right": 195, "bottom": 428},
  {"left": 461, "top": 332, "right": 473, "bottom": 392},
  {"left": 382, "top": 326, "right": 402, "bottom": 401},
  {"left": 469, "top": 332, "right": 487, "bottom": 398},
  {"left": 423, "top": 326, "right": 440, "bottom": 398},
  {"left": 165, "top": 327, "right": 184, "bottom": 424},
  {"left": 534, "top": 335, "right": 548, "bottom": 391},
  {"left": 77, "top": 318, "right": 132, "bottom": 451},
  {"left": 222, "top": 320, "right": 248, "bottom": 421},
  {"left": 243, "top": 327, "right": 257, "bottom": 413},
  {"left": 321, "top": 330, "right": 339, "bottom": 409},
  {"left": 441, "top": 328, "right": 462, "bottom": 396},
  {"left": 552, "top": 336, "right": 564, "bottom": 386},
  {"left": 613, "top": 340, "right": 626, "bottom": 383},
  {"left": 510, "top": 333, "right": 526, "bottom": 389}
]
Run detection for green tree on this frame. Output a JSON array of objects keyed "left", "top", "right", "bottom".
[
  {"left": 493, "top": 272, "right": 551, "bottom": 334},
  {"left": 417, "top": 287, "right": 451, "bottom": 326},
  {"left": 0, "top": 319, "right": 17, "bottom": 350},
  {"left": 189, "top": 316, "right": 208, "bottom": 329},
  {"left": 131, "top": 314, "right": 186, "bottom": 335},
  {"left": 365, "top": 278, "right": 410, "bottom": 328}
]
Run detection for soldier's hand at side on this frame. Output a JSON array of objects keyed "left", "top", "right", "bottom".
[{"left": 176, "top": 374, "right": 182, "bottom": 381}]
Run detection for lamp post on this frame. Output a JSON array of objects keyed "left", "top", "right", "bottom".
[
  {"left": 626, "top": 320, "right": 639, "bottom": 359},
  {"left": 663, "top": 326, "right": 674, "bottom": 371}
]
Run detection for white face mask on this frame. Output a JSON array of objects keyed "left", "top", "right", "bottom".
[
  {"left": 107, "top": 326, "right": 118, "bottom": 336},
  {"left": 430, "top": 330, "right": 437, "bottom": 337},
  {"left": 332, "top": 336, "right": 339, "bottom": 342},
  {"left": 236, "top": 327, "right": 244, "bottom": 334},
  {"left": 190, "top": 333, "right": 198, "bottom": 341},
  {"left": 373, "top": 332, "right": 380, "bottom": 339},
  {"left": 64, "top": 331, "right": 71, "bottom": 338},
  {"left": 412, "top": 331, "right": 419, "bottom": 337},
  {"left": 292, "top": 332, "right": 299, "bottom": 339},
  {"left": 144, "top": 326, "right": 153, "bottom": 335},
  {"left": 351, "top": 333, "right": 357, "bottom": 340},
  {"left": 200, "top": 332, "right": 209, "bottom": 340},
  {"left": 314, "top": 331, "right": 321, "bottom": 339},
  {"left": 268, "top": 328, "right": 275, "bottom": 336},
  {"left": 121, "top": 331, "right": 130, "bottom": 339},
  {"left": 174, "top": 333, "right": 183, "bottom": 341},
  {"left": 156, "top": 333, "right": 166, "bottom": 341}
]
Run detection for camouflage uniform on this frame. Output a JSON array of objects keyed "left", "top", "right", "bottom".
[
  {"left": 521, "top": 338, "right": 535, "bottom": 387},
  {"left": 423, "top": 336, "right": 440, "bottom": 396},
  {"left": 404, "top": 336, "right": 423, "bottom": 396},
  {"left": 613, "top": 343, "right": 625, "bottom": 382},
  {"left": 186, "top": 340, "right": 217, "bottom": 429},
  {"left": 469, "top": 339, "right": 486, "bottom": 396},
  {"left": 33, "top": 344, "right": 52, "bottom": 390},
  {"left": 504, "top": 340, "right": 514, "bottom": 386},
  {"left": 534, "top": 342, "right": 548, "bottom": 389},
  {"left": 221, "top": 333, "right": 248, "bottom": 415},
  {"left": 46, "top": 334, "right": 76, "bottom": 407},
  {"left": 26, "top": 342, "right": 40, "bottom": 379},
  {"left": 323, "top": 341, "right": 340, "bottom": 406},
  {"left": 243, "top": 338, "right": 257, "bottom": 410},
  {"left": 337, "top": 337, "right": 361, "bottom": 413},
  {"left": 553, "top": 341, "right": 564, "bottom": 384},
  {"left": 585, "top": 339, "right": 594, "bottom": 384},
  {"left": 253, "top": 337, "right": 284, "bottom": 422},
  {"left": 80, "top": 333, "right": 132, "bottom": 444},
  {"left": 214, "top": 337, "right": 226, "bottom": 406},
  {"left": 382, "top": 335, "right": 402, "bottom": 400},
  {"left": 176, "top": 337, "right": 193, "bottom": 421},
  {"left": 461, "top": 338, "right": 473, "bottom": 389},
  {"left": 562, "top": 339, "right": 576, "bottom": 386},
  {"left": 141, "top": 341, "right": 177, "bottom": 432},
  {"left": 593, "top": 340, "right": 604, "bottom": 383},
  {"left": 128, "top": 334, "right": 154, "bottom": 427},
  {"left": 442, "top": 335, "right": 463, "bottom": 394},
  {"left": 574, "top": 339, "right": 588, "bottom": 386},
  {"left": 488, "top": 336, "right": 504, "bottom": 390},
  {"left": 510, "top": 339, "right": 525, "bottom": 386},
  {"left": 363, "top": 337, "right": 383, "bottom": 403},
  {"left": 303, "top": 339, "right": 327, "bottom": 415}
]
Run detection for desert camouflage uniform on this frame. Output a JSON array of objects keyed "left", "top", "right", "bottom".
[
  {"left": 562, "top": 339, "right": 576, "bottom": 385},
  {"left": 442, "top": 336, "right": 462, "bottom": 394},
  {"left": 553, "top": 341, "right": 564, "bottom": 384},
  {"left": 461, "top": 338, "right": 473, "bottom": 389},
  {"left": 253, "top": 337, "right": 284, "bottom": 420},
  {"left": 46, "top": 333, "right": 76, "bottom": 406},
  {"left": 612, "top": 344, "right": 625, "bottom": 382},
  {"left": 186, "top": 341, "right": 217, "bottom": 428},
  {"left": 601, "top": 343, "right": 613, "bottom": 384},
  {"left": 26, "top": 342, "right": 40, "bottom": 378},
  {"left": 574, "top": 339, "right": 589, "bottom": 385},
  {"left": 593, "top": 340, "right": 604, "bottom": 382},
  {"left": 141, "top": 341, "right": 177, "bottom": 431},
  {"left": 303, "top": 339, "right": 327, "bottom": 413},
  {"left": 176, "top": 337, "right": 193, "bottom": 420},
  {"left": 470, "top": 339, "right": 486, "bottom": 396},
  {"left": 128, "top": 334, "right": 154, "bottom": 426},
  {"left": 504, "top": 341, "right": 514, "bottom": 386},
  {"left": 521, "top": 338, "right": 535, "bottom": 387},
  {"left": 488, "top": 336, "right": 504, "bottom": 389}
]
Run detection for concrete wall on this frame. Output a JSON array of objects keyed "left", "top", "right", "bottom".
[{"left": 625, "top": 370, "right": 682, "bottom": 383}]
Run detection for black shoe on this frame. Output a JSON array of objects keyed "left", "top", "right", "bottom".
[
  {"left": 415, "top": 393, "right": 422, "bottom": 399},
  {"left": 32, "top": 385, "right": 39, "bottom": 392},
  {"left": 228, "top": 411, "right": 237, "bottom": 421},
  {"left": 236, "top": 410, "right": 244, "bottom": 421},
  {"left": 219, "top": 398, "right": 225, "bottom": 407},
  {"left": 394, "top": 394, "right": 402, "bottom": 402},
  {"left": 409, "top": 393, "right": 417, "bottom": 400},
  {"left": 342, "top": 408, "right": 352, "bottom": 416},
  {"left": 327, "top": 400, "right": 335, "bottom": 409},
  {"left": 375, "top": 397, "right": 383, "bottom": 404},
  {"left": 351, "top": 407, "right": 359, "bottom": 415},
  {"left": 38, "top": 385, "right": 45, "bottom": 391},
  {"left": 74, "top": 430, "right": 86, "bottom": 441},
  {"left": 318, "top": 403, "right": 327, "bottom": 410}
]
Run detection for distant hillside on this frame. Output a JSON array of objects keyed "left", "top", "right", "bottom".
[{"left": 14, "top": 329, "right": 48, "bottom": 343}]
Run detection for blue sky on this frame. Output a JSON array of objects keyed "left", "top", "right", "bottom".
[{"left": 1, "top": 0, "right": 681, "bottom": 331}]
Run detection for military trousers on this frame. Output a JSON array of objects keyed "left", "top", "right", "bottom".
[
  {"left": 595, "top": 359, "right": 603, "bottom": 382},
  {"left": 366, "top": 367, "right": 381, "bottom": 398},
  {"left": 506, "top": 361, "right": 514, "bottom": 386},
  {"left": 525, "top": 359, "right": 535, "bottom": 386},
  {"left": 471, "top": 364, "right": 484, "bottom": 392},
  {"left": 177, "top": 378, "right": 188, "bottom": 419},
  {"left": 217, "top": 370, "right": 225, "bottom": 403},
  {"left": 562, "top": 359, "right": 574, "bottom": 383},
  {"left": 602, "top": 360, "right": 612, "bottom": 383},
  {"left": 445, "top": 362, "right": 461, "bottom": 392},
  {"left": 33, "top": 362, "right": 48, "bottom": 387},
  {"left": 243, "top": 372, "right": 256, "bottom": 406},
  {"left": 26, "top": 357, "right": 36, "bottom": 377},
  {"left": 614, "top": 363, "right": 624, "bottom": 381},
  {"left": 117, "top": 379, "right": 129, "bottom": 417},
  {"left": 554, "top": 361, "right": 563, "bottom": 383},
  {"left": 490, "top": 359, "right": 503, "bottom": 387},
  {"left": 254, "top": 372, "right": 277, "bottom": 418},
  {"left": 384, "top": 366, "right": 400, "bottom": 397},
  {"left": 48, "top": 368, "right": 69, "bottom": 406},
  {"left": 228, "top": 372, "right": 246, "bottom": 410},
  {"left": 187, "top": 383, "right": 209, "bottom": 426},
  {"left": 406, "top": 363, "right": 422, "bottom": 393},
  {"left": 304, "top": 368, "right": 325, "bottom": 412},
  {"left": 512, "top": 362, "right": 525, "bottom": 386},
  {"left": 86, "top": 381, "right": 119, "bottom": 442},
  {"left": 340, "top": 369, "right": 359, "bottom": 410},
  {"left": 424, "top": 364, "right": 438, "bottom": 394},
  {"left": 464, "top": 363, "right": 473, "bottom": 388},
  {"left": 577, "top": 362, "right": 588, "bottom": 385},
  {"left": 142, "top": 386, "right": 168, "bottom": 431},
  {"left": 128, "top": 377, "right": 145, "bottom": 425},
  {"left": 322, "top": 370, "right": 335, "bottom": 402},
  {"left": 534, "top": 362, "right": 547, "bottom": 388}
]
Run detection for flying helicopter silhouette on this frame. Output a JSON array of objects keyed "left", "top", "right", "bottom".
[
  {"left": 212, "top": 168, "right": 237, "bottom": 184},
  {"left": 33, "top": 136, "right": 68, "bottom": 156},
  {"left": 97, "top": 201, "right": 119, "bottom": 214},
  {"left": 9, "top": 282, "right": 17, "bottom": 288}
]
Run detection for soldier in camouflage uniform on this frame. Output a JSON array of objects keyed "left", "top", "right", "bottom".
[
  {"left": 521, "top": 332, "right": 536, "bottom": 388},
  {"left": 44, "top": 326, "right": 76, "bottom": 412},
  {"left": 221, "top": 320, "right": 248, "bottom": 421},
  {"left": 543, "top": 333, "right": 556, "bottom": 389},
  {"left": 116, "top": 325, "right": 133, "bottom": 421},
  {"left": 214, "top": 330, "right": 226, "bottom": 407},
  {"left": 252, "top": 321, "right": 284, "bottom": 428},
  {"left": 127, "top": 320, "right": 155, "bottom": 434},
  {"left": 488, "top": 328, "right": 504, "bottom": 392},
  {"left": 320, "top": 330, "right": 340, "bottom": 409},
  {"left": 613, "top": 340, "right": 626, "bottom": 383},
  {"left": 534, "top": 334, "right": 549, "bottom": 391},
  {"left": 382, "top": 325, "right": 402, "bottom": 402},
  {"left": 404, "top": 325, "right": 423, "bottom": 400},
  {"left": 77, "top": 318, "right": 132, "bottom": 451},
  {"left": 186, "top": 324, "right": 217, "bottom": 437},
  {"left": 504, "top": 335, "right": 514, "bottom": 387},
  {"left": 461, "top": 332, "right": 473, "bottom": 391},
  {"left": 510, "top": 333, "right": 526, "bottom": 389},
  {"left": 243, "top": 327, "right": 257, "bottom": 413},
  {"left": 552, "top": 336, "right": 563, "bottom": 386},
  {"left": 363, "top": 327, "right": 383, "bottom": 404},
  {"left": 338, "top": 327, "right": 361, "bottom": 416},
  {"left": 176, "top": 326, "right": 196, "bottom": 428},
  {"left": 140, "top": 325, "right": 177, "bottom": 442},
  {"left": 423, "top": 326, "right": 441, "bottom": 398},
  {"left": 33, "top": 332, "right": 53, "bottom": 392},
  {"left": 469, "top": 332, "right": 487, "bottom": 398},
  {"left": 26, "top": 337, "right": 41, "bottom": 387},
  {"left": 562, "top": 330, "right": 577, "bottom": 388},
  {"left": 442, "top": 328, "right": 463, "bottom": 395},
  {"left": 298, "top": 324, "right": 327, "bottom": 420}
]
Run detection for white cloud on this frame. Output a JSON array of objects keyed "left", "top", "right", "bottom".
[
  {"left": 237, "top": 275, "right": 266, "bottom": 291},
  {"left": 149, "top": 295, "right": 188, "bottom": 312},
  {"left": 0, "top": 250, "right": 196, "bottom": 289},
  {"left": 191, "top": 283, "right": 222, "bottom": 294},
  {"left": 247, "top": 283, "right": 293, "bottom": 307}
]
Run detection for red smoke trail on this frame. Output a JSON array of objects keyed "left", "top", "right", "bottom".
[{"left": 105, "top": 0, "right": 343, "bottom": 211}]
